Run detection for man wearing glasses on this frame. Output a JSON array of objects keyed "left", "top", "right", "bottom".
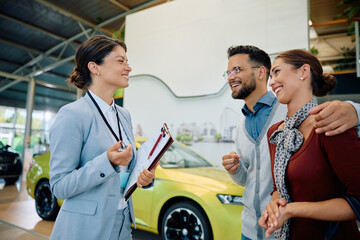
[{"left": 221, "top": 45, "right": 360, "bottom": 240}]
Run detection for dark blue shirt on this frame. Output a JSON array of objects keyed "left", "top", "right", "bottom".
[{"left": 241, "top": 92, "right": 277, "bottom": 140}]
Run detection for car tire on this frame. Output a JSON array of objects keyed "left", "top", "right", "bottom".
[
  {"left": 161, "top": 200, "right": 213, "bottom": 240},
  {"left": 35, "top": 180, "right": 60, "bottom": 220},
  {"left": 4, "top": 159, "right": 22, "bottom": 185},
  {"left": 4, "top": 176, "right": 19, "bottom": 185}
]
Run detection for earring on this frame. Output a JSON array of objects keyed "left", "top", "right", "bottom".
[{"left": 300, "top": 77, "right": 303, "bottom": 80}]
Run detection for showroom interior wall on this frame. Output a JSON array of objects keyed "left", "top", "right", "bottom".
[{"left": 124, "top": 0, "right": 309, "bottom": 159}]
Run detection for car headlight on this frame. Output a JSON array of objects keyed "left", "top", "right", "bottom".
[
  {"left": 14, "top": 156, "right": 21, "bottom": 164},
  {"left": 217, "top": 194, "right": 243, "bottom": 205}
]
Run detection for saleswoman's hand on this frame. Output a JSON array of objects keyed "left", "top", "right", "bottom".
[
  {"left": 107, "top": 141, "right": 133, "bottom": 166},
  {"left": 137, "top": 163, "right": 159, "bottom": 188}
]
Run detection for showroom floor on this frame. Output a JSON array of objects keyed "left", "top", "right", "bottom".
[{"left": 0, "top": 179, "right": 160, "bottom": 240}]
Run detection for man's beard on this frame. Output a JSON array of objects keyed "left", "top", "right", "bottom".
[{"left": 232, "top": 74, "right": 257, "bottom": 100}]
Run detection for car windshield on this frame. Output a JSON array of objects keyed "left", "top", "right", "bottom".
[{"left": 137, "top": 141, "right": 212, "bottom": 169}]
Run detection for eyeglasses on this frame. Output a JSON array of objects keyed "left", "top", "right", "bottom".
[{"left": 223, "top": 66, "right": 260, "bottom": 80}]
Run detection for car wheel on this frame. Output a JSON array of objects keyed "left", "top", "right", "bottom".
[
  {"left": 4, "top": 177, "right": 19, "bottom": 185},
  {"left": 4, "top": 160, "right": 22, "bottom": 185},
  {"left": 161, "top": 200, "right": 213, "bottom": 240},
  {"left": 35, "top": 180, "right": 60, "bottom": 220}
]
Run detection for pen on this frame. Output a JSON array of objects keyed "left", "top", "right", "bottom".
[{"left": 148, "top": 128, "right": 166, "bottom": 160}]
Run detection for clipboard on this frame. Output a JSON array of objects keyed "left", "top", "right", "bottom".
[{"left": 124, "top": 123, "right": 173, "bottom": 201}]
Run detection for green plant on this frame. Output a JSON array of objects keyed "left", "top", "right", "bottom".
[
  {"left": 333, "top": 46, "right": 356, "bottom": 71},
  {"left": 176, "top": 133, "right": 193, "bottom": 144},
  {"left": 335, "top": 0, "right": 360, "bottom": 36},
  {"left": 112, "top": 28, "right": 125, "bottom": 42},
  {"left": 13, "top": 133, "right": 24, "bottom": 154},
  {"left": 310, "top": 46, "right": 319, "bottom": 55},
  {"left": 214, "top": 133, "right": 222, "bottom": 142}
]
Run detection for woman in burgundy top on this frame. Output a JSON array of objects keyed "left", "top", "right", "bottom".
[{"left": 258, "top": 49, "right": 360, "bottom": 239}]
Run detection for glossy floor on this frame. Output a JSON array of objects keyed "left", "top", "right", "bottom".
[{"left": 0, "top": 179, "right": 160, "bottom": 240}]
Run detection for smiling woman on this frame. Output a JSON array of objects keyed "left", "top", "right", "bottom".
[
  {"left": 48, "top": 35, "right": 158, "bottom": 240},
  {"left": 260, "top": 49, "right": 360, "bottom": 239}
]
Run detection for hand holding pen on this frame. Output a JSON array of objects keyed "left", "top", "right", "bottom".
[{"left": 107, "top": 141, "right": 132, "bottom": 166}]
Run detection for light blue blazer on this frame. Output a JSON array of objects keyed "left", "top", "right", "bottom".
[{"left": 49, "top": 93, "right": 137, "bottom": 240}]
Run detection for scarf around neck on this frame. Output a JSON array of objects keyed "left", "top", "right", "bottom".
[{"left": 269, "top": 99, "right": 317, "bottom": 239}]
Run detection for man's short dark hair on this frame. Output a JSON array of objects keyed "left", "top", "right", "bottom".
[{"left": 227, "top": 45, "right": 271, "bottom": 79}]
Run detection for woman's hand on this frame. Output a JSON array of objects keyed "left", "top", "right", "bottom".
[
  {"left": 259, "top": 204, "right": 290, "bottom": 238},
  {"left": 107, "top": 141, "right": 133, "bottom": 166},
  {"left": 266, "top": 197, "right": 287, "bottom": 228},
  {"left": 137, "top": 163, "right": 159, "bottom": 188},
  {"left": 259, "top": 209, "right": 269, "bottom": 230},
  {"left": 264, "top": 203, "right": 291, "bottom": 238}
]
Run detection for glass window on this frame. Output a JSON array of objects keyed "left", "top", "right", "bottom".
[
  {"left": 136, "top": 141, "right": 212, "bottom": 168},
  {"left": 160, "top": 143, "right": 212, "bottom": 169},
  {"left": 0, "top": 106, "right": 56, "bottom": 155},
  {"left": 0, "top": 107, "right": 15, "bottom": 146}
]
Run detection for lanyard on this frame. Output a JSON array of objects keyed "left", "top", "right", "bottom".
[{"left": 87, "top": 90, "right": 122, "bottom": 142}]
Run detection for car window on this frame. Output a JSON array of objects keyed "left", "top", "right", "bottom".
[
  {"left": 159, "top": 143, "right": 212, "bottom": 169},
  {"left": 136, "top": 141, "right": 212, "bottom": 168}
]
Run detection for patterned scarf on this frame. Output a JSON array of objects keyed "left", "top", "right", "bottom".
[{"left": 269, "top": 99, "right": 317, "bottom": 239}]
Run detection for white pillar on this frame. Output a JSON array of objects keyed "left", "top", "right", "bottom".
[
  {"left": 23, "top": 78, "right": 35, "bottom": 159},
  {"left": 11, "top": 108, "right": 17, "bottom": 148}
]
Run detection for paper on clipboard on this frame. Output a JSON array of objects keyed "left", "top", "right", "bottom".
[{"left": 124, "top": 123, "right": 173, "bottom": 201}]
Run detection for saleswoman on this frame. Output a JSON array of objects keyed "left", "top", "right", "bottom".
[{"left": 49, "top": 35, "right": 156, "bottom": 240}]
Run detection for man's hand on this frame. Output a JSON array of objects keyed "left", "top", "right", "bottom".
[
  {"left": 309, "top": 100, "right": 358, "bottom": 136},
  {"left": 137, "top": 163, "right": 159, "bottom": 188},
  {"left": 107, "top": 141, "right": 133, "bottom": 166},
  {"left": 222, "top": 152, "right": 241, "bottom": 175}
]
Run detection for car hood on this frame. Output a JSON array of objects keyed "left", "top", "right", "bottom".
[
  {"left": 158, "top": 166, "right": 244, "bottom": 194},
  {"left": 0, "top": 148, "right": 19, "bottom": 157},
  {"left": 34, "top": 152, "right": 51, "bottom": 163}
]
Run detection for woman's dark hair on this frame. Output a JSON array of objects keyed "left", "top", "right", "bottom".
[
  {"left": 68, "top": 35, "right": 127, "bottom": 90},
  {"left": 275, "top": 49, "right": 336, "bottom": 97}
]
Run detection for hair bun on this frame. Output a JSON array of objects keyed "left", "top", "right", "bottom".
[
  {"left": 73, "top": 67, "right": 83, "bottom": 75},
  {"left": 312, "top": 73, "right": 337, "bottom": 97},
  {"left": 68, "top": 66, "right": 87, "bottom": 89}
]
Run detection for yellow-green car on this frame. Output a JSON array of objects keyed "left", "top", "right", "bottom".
[{"left": 27, "top": 139, "right": 244, "bottom": 240}]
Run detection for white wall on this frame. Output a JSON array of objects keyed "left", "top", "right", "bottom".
[{"left": 124, "top": 0, "right": 309, "bottom": 141}]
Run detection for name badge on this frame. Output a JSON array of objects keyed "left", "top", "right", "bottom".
[{"left": 120, "top": 171, "right": 130, "bottom": 189}]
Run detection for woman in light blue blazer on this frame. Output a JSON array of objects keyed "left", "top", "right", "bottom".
[{"left": 49, "top": 35, "right": 156, "bottom": 240}]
